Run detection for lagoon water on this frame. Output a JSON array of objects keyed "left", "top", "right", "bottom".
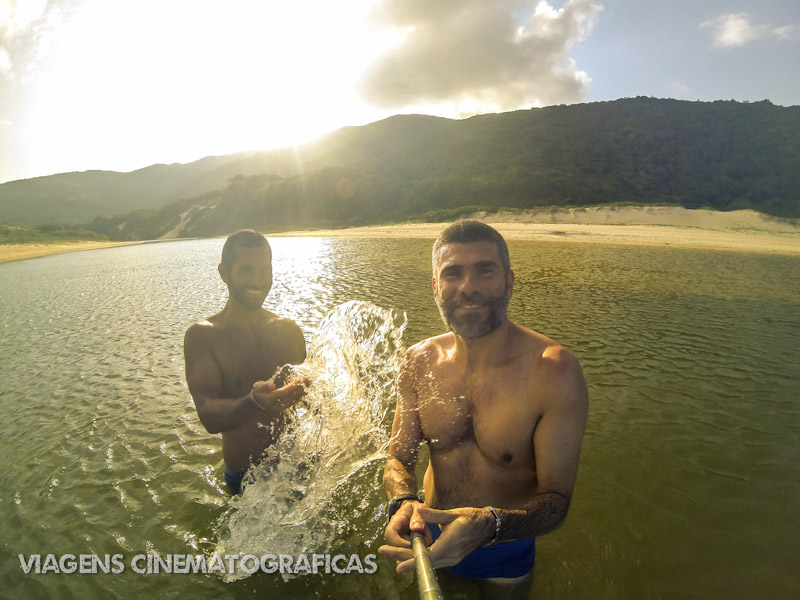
[{"left": 1, "top": 237, "right": 798, "bottom": 599}]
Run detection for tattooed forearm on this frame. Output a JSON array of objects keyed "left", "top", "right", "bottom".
[{"left": 492, "top": 492, "right": 571, "bottom": 541}]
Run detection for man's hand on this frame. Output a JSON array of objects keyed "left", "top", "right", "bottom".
[
  {"left": 379, "top": 504, "right": 495, "bottom": 574},
  {"left": 382, "top": 500, "right": 430, "bottom": 551},
  {"left": 251, "top": 375, "right": 311, "bottom": 414}
]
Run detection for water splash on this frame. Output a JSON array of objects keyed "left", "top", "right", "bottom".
[{"left": 212, "top": 301, "right": 406, "bottom": 581}]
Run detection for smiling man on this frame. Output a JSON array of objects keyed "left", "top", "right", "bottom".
[
  {"left": 184, "top": 229, "right": 310, "bottom": 494},
  {"left": 379, "top": 220, "right": 588, "bottom": 598}
]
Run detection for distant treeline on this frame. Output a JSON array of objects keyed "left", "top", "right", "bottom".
[
  {"left": 0, "top": 224, "right": 108, "bottom": 244},
  {"left": 6, "top": 97, "right": 799, "bottom": 240}
]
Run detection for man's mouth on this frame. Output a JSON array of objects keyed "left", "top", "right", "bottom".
[{"left": 456, "top": 302, "right": 484, "bottom": 310}]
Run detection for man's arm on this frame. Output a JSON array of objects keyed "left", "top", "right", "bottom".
[
  {"left": 495, "top": 346, "right": 589, "bottom": 539},
  {"left": 380, "top": 350, "right": 430, "bottom": 557},
  {"left": 384, "top": 351, "right": 423, "bottom": 499},
  {"left": 183, "top": 323, "right": 307, "bottom": 434}
]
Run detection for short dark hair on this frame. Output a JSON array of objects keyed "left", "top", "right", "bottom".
[
  {"left": 221, "top": 229, "right": 270, "bottom": 268},
  {"left": 432, "top": 220, "right": 510, "bottom": 274}
]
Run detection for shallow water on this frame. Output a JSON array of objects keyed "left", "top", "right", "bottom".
[{"left": 1, "top": 238, "right": 798, "bottom": 599}]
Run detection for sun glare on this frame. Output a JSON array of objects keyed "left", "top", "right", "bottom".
[{"left": 23, "top": 0, "right": 392, "bottom": 176}]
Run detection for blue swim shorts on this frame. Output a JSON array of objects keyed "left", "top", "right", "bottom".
[
  {"left": 224, "top": 466, "right": 245, "bottom": 494},
  {"left": 427, "top": 523, "right": 536, "bottom": 579}
]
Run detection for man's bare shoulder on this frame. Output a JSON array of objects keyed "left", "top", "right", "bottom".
[
  {"left": 511, "top": 322, "right": 585, "bottom": 395},
  {"left": 406, "top": 332, "right": 454, "bottom": 364},
  {"left": 264, "top": 315, "right": 307, "bottom": 364},
  {"left": 185, "top": 309, "right": 285, "bottom": 335},
  {"left": 407, "top": 333, "right": 450, "bottom": 353},
  {"left": 267, "top": 315, "right": 303, "bottom": 335},
  {"left": 184, "top": 318, "right": 217, "bottom": 346},
  {"left": 510, "top": 322, "right": 567, "bottom": 361},
  {"left": 539, "top": 343, "right": 583, "bottom": 383}
]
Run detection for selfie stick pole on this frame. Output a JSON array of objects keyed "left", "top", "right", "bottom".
[{"left": 410, "top": 532, "right": 444, "bottom": 600}]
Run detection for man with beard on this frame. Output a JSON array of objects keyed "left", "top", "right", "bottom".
[
  {"left": 379, "top": 220, "right": 588, "bottom": 598},
  {"left": 184, "top": 229, "right": 310, "bottom": 494}
]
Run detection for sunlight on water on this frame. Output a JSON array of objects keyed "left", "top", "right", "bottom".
[{"left": 212, "top": 301, "right": 406, "bottom": 582}]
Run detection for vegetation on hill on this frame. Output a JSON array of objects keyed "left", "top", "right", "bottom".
[
  {"left": 0, "top": 154, "right": 275, "bottom": 226},
  {"left": 0, "top": 224, "right": 108, "bottom": 244},
  {"left": 3, "top": 97, "right": 799, "bottom": 239}
]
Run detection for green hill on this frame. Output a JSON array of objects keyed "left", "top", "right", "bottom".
[
  {"left": 0, "top": 223, "right": 107, "bottom": 244},
  {"left": 2, "top": 98, "right": 798, "bottom": 238}
]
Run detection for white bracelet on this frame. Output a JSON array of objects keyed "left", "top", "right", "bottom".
[
  {"left": 484, "top": 506, "right": 501, "bottom": 545},
  {"left": 248, "top": 390, "right": 264, "bottom": 411}
]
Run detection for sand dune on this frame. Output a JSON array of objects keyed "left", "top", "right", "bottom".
[{"left": 277, "top": 207, "right": 800, "bottom": 255}]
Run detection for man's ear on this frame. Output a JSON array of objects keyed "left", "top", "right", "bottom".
[
  {"left": 507, "top": 270, "right": 514, "bottom": 298},
  {"left": 432, "top": 277, "right": 438, "bottom": 296},
  {"left": 218, "top": 263, "right": 229, "bottom": 284}
]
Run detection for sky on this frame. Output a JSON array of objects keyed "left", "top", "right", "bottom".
[{"left": 0, "top": 0, "right": 798, "bottom": 183}]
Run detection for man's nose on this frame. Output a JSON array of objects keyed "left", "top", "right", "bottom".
[{"left": 458, "top": 272, "right": 480, "bottom": 295}]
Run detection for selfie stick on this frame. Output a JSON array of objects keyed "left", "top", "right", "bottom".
[{"left": 410, "top": 531, "right": 444, "bottom": 600}]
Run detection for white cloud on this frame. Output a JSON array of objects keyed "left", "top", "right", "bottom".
[
  {"left": 702, "top": 12, "right": 797, "bottom": 48},
  {"left": 0, "top": 0, "right": 47, "bottom": 38},
  {"left": 773, "top": 25, "right": 797, "bottom": 40},
  {"left": 0, "top": 0, "right": 56, "bottom": 80},
  {"left": 0, "top": 46, "right": 10, "bottom": 72},
  {"left": 358, "top": 0, "right": 602, "bottom": 115},
  {"left": 668, "top": 81, "right": 690, "bottom": 98}
]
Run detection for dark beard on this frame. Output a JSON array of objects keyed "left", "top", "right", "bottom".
[
  {"left": 228, "top": 283, "right": 268, "bottom": 310},
  {"left": 437, "top": 290, "right": 510, "bottom": 339}
]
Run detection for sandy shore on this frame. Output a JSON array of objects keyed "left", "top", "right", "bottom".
[
  {"left": 276, "top": 207, "right": 800, "bottom": 255},
  {"left": 0, "top": 241, "right": 138, "bottom": 265},
  {"left": 2, "top": 208, "right": 798, "bottom": 263}
]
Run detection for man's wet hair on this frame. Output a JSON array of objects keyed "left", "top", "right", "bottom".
[
  {"left": 432, "top": 220, "right": 510, "bottom": 275},
  {"left": 221, "top": 229, "right": 271, "bottom": 269}
]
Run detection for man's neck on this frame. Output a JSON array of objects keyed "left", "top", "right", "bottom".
[
  {"left": 452, "top": 320, "right": 512, "bottom": 371},
  {"left": 219, "top": 298, "right": 265, "bottom": 328}
]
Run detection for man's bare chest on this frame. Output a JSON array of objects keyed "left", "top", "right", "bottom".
[
  {"left": 416, "top": 367, "right": 541, "bottom": 467},
  {"left": 212, "top": 331, "right": 282, "bottom": 394}
]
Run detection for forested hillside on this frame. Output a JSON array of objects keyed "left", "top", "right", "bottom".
[{"left": 3, "top": 98, "right": 798, "bottom": 238}]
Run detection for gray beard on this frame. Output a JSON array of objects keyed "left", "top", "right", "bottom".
[{"left": 437, "top": 291, "right": 510, "bottom": 339}]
